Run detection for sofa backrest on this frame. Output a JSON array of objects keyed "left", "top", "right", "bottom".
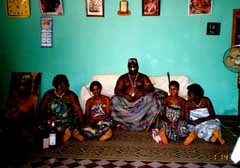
[
  {"left": 150, "top": 75, "right": 192, "bottom": 99},
  {"left": 84, "top": 74, "right": 118, "bottom": 98},
  {"left": 85, "top": 74, "right": 192, "bottom": 99},
  {"left": 79, "top": 74, "right": 192, "bottom": 112}
]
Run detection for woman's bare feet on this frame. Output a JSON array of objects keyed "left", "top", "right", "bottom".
[
  {"left": 158, "top": 128, "right": 168, "bottom": 144},
  {"left": 72, "top": 129, "right": 85, "bottom": 142},
  {"left": 62, "top": 128, "right": 72, "bottom": 143},
  {"left": 183, "top": 130, "right": 197, "bottom": 145},
  {"left": 99, "top": 129, "right": 112, "bottom": 141},
  {"left": 212, "top": 128, "right": 225, "bottom": 145}
]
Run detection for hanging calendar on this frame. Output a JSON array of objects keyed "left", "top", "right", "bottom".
[{"left": 41, "top": 17, "right": 53, "bottom": 48}]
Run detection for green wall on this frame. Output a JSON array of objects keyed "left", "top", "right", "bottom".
[{"left": 0, "top": 0, "right": 239, "bottom": 115}]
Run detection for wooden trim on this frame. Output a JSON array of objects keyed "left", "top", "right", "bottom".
[
  {"left": 217, "top": 115, "right": 239, "bottom": 121},
  {"left": 231, "top": 9, "right": 240, "bottom": 46}
]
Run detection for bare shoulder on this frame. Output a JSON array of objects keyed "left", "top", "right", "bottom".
[
  {"left": 86, "top": 97, "right": 94, "bottom": 104},
  {"left": 202, "top": 96, "right": 212, "bottom": 104},
  {"left": 41, "top": 89, "right": 55, "bottom": 100},
  {"left": 116, "top": 73, "right": 128, "bottom": 84},
  {"left": 139, "top": 73, "right": 152, "bottom": 83},
  {"left": 44, "top": 89, "right": 54, "bottom": 96},
  {"left": 164, "top": 96, "right": 171, "bottom": 102},
  {"left": 67, "top": 90, "right": 78, "bottom": 97},
  {"left": 178, "top": 96, "right": 186, "bottom": 103},
  {"left": 30, "top": 93, "right": 39, "bottom": 101},
  {"left": 101, "top": 95, "right": 110, "bottom": 101},
  {"left": 139, "top": 72, "right": 150, "bottom": 79},
  {"left": 203, "top": 96, "right": 211, "bottom": 101},
  {"left": 119, "top": 73, "right": 128, "bottom": 79},
  {"left": 185, "top": 100, "right": 193, "bottom": 106}
]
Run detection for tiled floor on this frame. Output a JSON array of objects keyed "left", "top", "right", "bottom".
[{"left": 29, "top": 157, "right": 239, "bottom": 168}]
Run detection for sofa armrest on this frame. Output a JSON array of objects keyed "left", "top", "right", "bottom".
[{"left": 79, "top": 86, "right": 92, "bottom": 114}]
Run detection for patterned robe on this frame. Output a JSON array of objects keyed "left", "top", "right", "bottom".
[{"left": 111, "top": 91, "right": 163, "bottom": 131}]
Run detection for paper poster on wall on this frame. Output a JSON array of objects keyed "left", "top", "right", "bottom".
[
  {"left": 39, "top": 0, "right": 64, "bottom": 16},
  {"left": 188, "top": 0, "right": 212, "bottom": 16},
  {"left": 41, "top": 17, "right": 53, "bottom": 48},
  {"left": 7, "top": 72, "right": 41, "bottom": 121}
]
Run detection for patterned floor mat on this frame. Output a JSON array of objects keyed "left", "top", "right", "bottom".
[{"left": 33, "top": 127, "right": 237, "bottom": 164}]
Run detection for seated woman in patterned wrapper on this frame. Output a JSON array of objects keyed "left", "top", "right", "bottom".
[
  {"left": 158, "top": 80, "right": 188, "bottom": 144},
  {"left": 183, "top": 83, "right": 225, "bottom": 145},
  {"left": 82, "top": 81, "right": 113, "bottom": 141},
  {"left": 111, "top": 58, "right": 165, "bottom": 131},
  {"left": 39, "top": 74, "right": 85, "bottom": 143}
]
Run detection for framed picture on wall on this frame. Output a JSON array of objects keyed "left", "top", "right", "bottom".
[
  {"left": 142, "top": 0, "right": 160, "bottom": 16},
  {"left": 39, "top": 0, "right": 64, "bottom": 16},
  {"left": 86, "top": 0, "right": 104, "bottom": 17},
  {"left": 206, "top": 22, "right": 221, "bottom": 35},
  {"left": 232, "top": 9, "right": 240, "bottom": 46},
  {"left": 188, "top": 0, "right": 212, "bottom": 16}
]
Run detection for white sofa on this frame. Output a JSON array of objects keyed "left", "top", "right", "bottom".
[{"left": 79, "top": 74, "right": 192, "bottom": 113}]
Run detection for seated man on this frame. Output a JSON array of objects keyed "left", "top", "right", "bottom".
[{"left": 110, "top": 58, "right": 162, "bottom": 131}]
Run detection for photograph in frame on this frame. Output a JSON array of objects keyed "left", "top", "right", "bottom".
[
  {"left": 206, "top": 22, "right": 220, "bottom": 35},
  {"left": 188, "top": 0, "right": 212, "bottom": 16},
  {"left": 86, "top": 0, "right": 104, "bottom": 17},
  {"left": 142, "top": 0, "right": 160, "bottom": 16},
  {"left": 39, "top": 0, "right": 64, "bottom": 16}
]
